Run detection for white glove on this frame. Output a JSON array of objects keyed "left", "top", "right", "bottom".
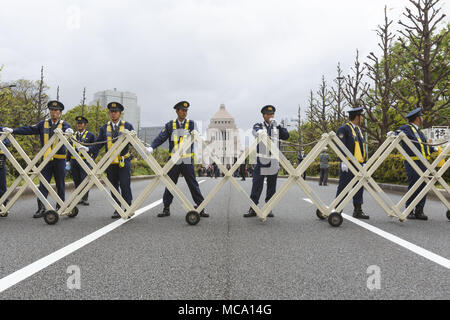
[
  {"left": 257, "top": 129, "right": 266, "bottom": 136},
  {"left": 2, "top": 127, "right": 13, "bottom": 133},
  {"left": 433, "top": 147, "right": 438, "bottom": 153},
  {"left": 79, "top": 146, "right": 89, "bottom": 152},
  {"left": 65, "top": 128, "right": 74, "bottom": 135},
  {"left": 386, "top": 131, "right": 394, "bottom": 137},
  {"left": 341, "top": 162, "right": 348, "bottom": 172},
  {"left": 145, "top": 147, "right": 153, "bottom": 155},
  {"left": 270, "top": 119, "right": 278, "bottom": 127}
]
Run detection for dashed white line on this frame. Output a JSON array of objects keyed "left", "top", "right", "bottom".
[
  {"left": 303, "top": 198, "right": 450, "bottom": 270},
  {"left": 0, "top": 180, "right": 206, "bottom": 293}
]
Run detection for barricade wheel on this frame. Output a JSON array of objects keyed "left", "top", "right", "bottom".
[
  {"left": 316, "top": 209, "right": 326, "bottom": 220},
  {"left": 328, "top": 212, "right": 343, "bottom": 227},
  {"left": 186, "top": 211, "right": 200, "bottom": 226},
  {"left": 447, "top": 210, "right": 450, "bottom": 221},
  {"left": 68, "top": 207, "right": 79, "bottom": 218},
  {"left": 44, "top": 210, "right": 59, "bottom": 225},
  {"left": 0, "top": 211, "right": 8, "bottom": 217}
]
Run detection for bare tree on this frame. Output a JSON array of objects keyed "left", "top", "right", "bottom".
[
  {"left": 36, "top": 66, "right": 47, "bottom": 122},
  {"left": 364, "top": 6, "right": 402, "bottom": 147},
  {"left": 315, "top": 75, "right": 333, "bottom": 133},
  {"left": 81, "top": 87, "right": 87, "bottom": 116},
  {"left": 330, "top": 62, "right": 347, "bottom": 132},
  {"left": 343, "top": 50, "right": 369, "bottom": 110},
  {"left": 396, "top": 0, "right": 449, "bottom": 126},
  {"left": 56, "top": 85, "right": 60, "bottom": 101}
]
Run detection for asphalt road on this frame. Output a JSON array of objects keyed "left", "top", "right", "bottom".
[{"left": 0, "top": 177, "right": 448, "bottom": 299}]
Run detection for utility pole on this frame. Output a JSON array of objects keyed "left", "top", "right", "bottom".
[
  {"left": 81, "top": 87, "right": 86, "bottom": 116},
  {"left": 297, "top": 104, "right": 304, "bottom": 153}
]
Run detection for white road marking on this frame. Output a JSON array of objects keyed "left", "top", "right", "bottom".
[
  {"left": 0, "top": 180, "right": 206, "bottom": 293},
  {"left": 303, "top": 198, "right": 450, "bottom": 270}
]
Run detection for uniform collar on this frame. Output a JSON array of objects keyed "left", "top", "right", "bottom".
[
  {"left": 111, "top": 120, "right": 121, "bottom": 127},
  {"left": 77, "top": 129, "right": 86, "bottom": 137},
  {"left": 177, "top": 119, "right": 186, "bottom": 127}
]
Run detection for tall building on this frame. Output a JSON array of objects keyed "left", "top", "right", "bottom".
[
  {"left": 138, "top": 126, "right": 169, "bottom": 149},
  {"left": 91, "top": 88, "right": 141, "bottom": 130},
  {"left": 203, "top": 104, "right": 242, "bottom": 165}
]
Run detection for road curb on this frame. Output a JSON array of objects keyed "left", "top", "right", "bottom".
[{"left": 278, "top": 175, "right": 450, "bottom": 201}]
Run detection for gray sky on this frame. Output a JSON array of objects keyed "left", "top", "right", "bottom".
[{"left": 1, "top": 0, "right": 448, "bottom": 131}]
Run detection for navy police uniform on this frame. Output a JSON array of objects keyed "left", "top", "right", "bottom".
[
  {"left": 89, "top": 102, "right": 134, "bottom": 217},
  {"left": 151, "top": 101, "right": 206, "bottom": 217},
  {"left": 246, "top": 105, "right": 289, "bottom": 218},
  {"left": 397, "top": 107, "right": 433, "bottom": 220},
  {"left": 0, "top": 127, "right": 11, "bottom": 209},
  {"left": 12, "top": 101, "right": 71, "bottom": 217},
  {"left": 335, "top": 107, "right": 369, "bottom": 219},
  {"left": 67, "top": 116, "right": 97, "bottom": 205}
]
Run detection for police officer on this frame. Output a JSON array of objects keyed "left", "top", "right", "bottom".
[
  {"left": 147, "top": 101, "right": 208, "bottom": 218},
  {"left": 0, "top": 127, "right": 11, "bottom": 215},
  {"left": 335, "top": 107, "right": 369, "bottom": 219},
  {"left": 66, "top": 116, "right": 97, "bottom": 206},
  {"left": 2, "top": 101, "right": 73, "bottom": 218},
  {"left": 80, "top": 102, "right": 134, "bottom": 219},
  {"left": 397, "top": 107, "right": 438, "bottom": 221},
  {"left": 244, "top": 105, "right": 289, "bottom": 218}
]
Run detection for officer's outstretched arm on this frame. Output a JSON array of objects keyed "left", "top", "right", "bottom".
[
  {"left": 12, "top": 122, "right": 41, "bottom": 135},
  {"left": 151, "top": 123, "right": 171, "bottom": 149}
]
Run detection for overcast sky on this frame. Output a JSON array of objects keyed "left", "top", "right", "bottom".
[{"left": 1, "top": 0, "right": 448, "bottom": 132}]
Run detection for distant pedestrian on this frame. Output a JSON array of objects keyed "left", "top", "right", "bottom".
[
  {"left": 297, "top": 150, "right": 307, "bottom": 180},
  {"left": 319, "top": 147, "right": 330, "bottom": 186}
]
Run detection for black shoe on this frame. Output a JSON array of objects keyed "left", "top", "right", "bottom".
[
  {"left": 319, "top": 183, "right": 322, "bottom": 186},
  {"left": 244, "top": 207, "right": 257, "bottom": 218},
  {"left": 324, "top": 184, "right": 328, "bottom": 186},
  {"left": 414, "top": 207, "right": 428, "bottom": 221},
  {"left": 80, "top": 200, "right": 89, "bottom": 206},
  {"left": 33, "top": 210, "right": 45, "bottom": 218},
  {"left": 267, "top": 211, "right": 274, "bottom": 218},
  {"left": 407, "top": 211, "right": 416, "bottom": 220},
  {"left": 353, "top": 204, "right": 369, "bottom": 220},
  {"left": 194, "top": 206, "right": 209, "bottom": 218},
  {"left": 157, "top": 206, "right": 170, "bottom": 217},
  {"left": 33, "top": 201, "right": 45, "bottom": 218},
  {"left": 111, "top": 211, "right": 120, "bottom": 219}
]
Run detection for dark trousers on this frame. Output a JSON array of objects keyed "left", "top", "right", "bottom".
[
  {"left": 0, "top": 161, "right": 8, "bottom": 206},
  {"left": 106, "top": 159, "right": 132, "bottom": 206},
  {"left": 70, "top": 159, "right": 89, "bottom": 201},
  {"left": 250, "top": 164, "right": 278, "bottom": 205},
  {"left": 38, "top": 159, "right": 66, "bottom": 205},
  {"left": 405, "top": 160, "right": 427, "bottom": 209},
  {"left": 336, "top": 165, "right": 363, "bottom": 206},
  {"left": 163, "top": 163, "right": 204, "bottom": 207},
  {"left": 240, "top": 165, "right": 246, "bottom": 180},
  {"left": 319, "top": 168, "right": 329, "bottom": 185}
]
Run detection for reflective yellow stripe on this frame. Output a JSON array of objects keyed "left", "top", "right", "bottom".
[
  {"left": 171, "top": 119, "right": 192, "bottom": 158},
  {"left": 71, "top": 131, "right": 89, "bottom": 159},
  {"left": 107, "top": 121, "right": 128, "bottom": 164},
  {"left": 43, "top": 120, "right": 63, "bottom": 161},
  {"left": 345, "top": 123, "right": 366, "bottom": 163},
  {"left": 408, "top": 124, "right": 430, "bottom": 160}
]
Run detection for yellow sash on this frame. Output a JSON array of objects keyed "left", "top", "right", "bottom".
[
  {"left": 408, "top": 124, "right": 430, "bottom": 161},
  {"left": 345, "top": 123, "right": 366, "bottom": 163},
  {"left": 71, "top": 130, "right": 89, "bottom": 160},
  {"left": 107, "top": 121, "right": 130, "bottom": 164},
  {"left": 44, "top": 119, "right": 65, "bottom": 160},
  {"left": 169, "top": 119, "right": 193, "bottom": 158}
]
